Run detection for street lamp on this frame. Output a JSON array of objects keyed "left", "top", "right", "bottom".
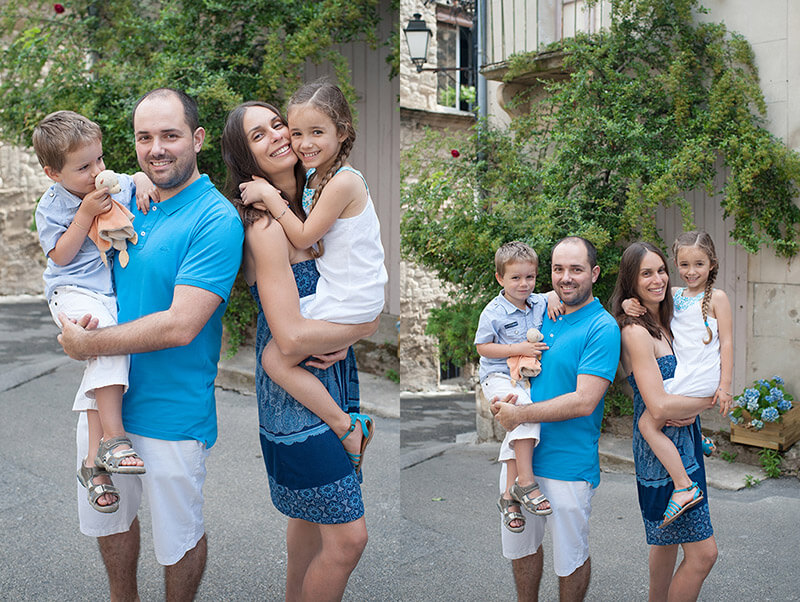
[
  {"left": 404, "top": 13, "right": 432, "bottom": 72},
  {"left": 404, "top": 13, "right": 471, "bottom": 73}
]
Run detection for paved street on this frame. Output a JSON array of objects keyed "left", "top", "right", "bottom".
[{"left": 1, "top": 298, "right": 799, "bottom": 600}]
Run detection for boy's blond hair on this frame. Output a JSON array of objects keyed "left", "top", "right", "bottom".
[
  {"left": 495, "top": 241, "right": 539, "bottom": 276},
  {"left": 32, "top": 110, "right": 102, "bottom": 171}
]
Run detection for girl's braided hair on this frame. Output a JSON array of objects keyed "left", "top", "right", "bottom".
[
  {"left": 288, "top": 81, "right": 356, "bottom": 258},
  {"left": 672, "top": 230, "right": 718, "bottom": 344}
]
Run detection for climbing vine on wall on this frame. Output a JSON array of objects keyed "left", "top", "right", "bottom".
[{"left": 401, "top": 0, "right": 800, "bottom": 367}]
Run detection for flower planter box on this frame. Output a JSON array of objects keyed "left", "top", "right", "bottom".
[{"left": 730, "top": 405, "right": 800, "bottom": 451}]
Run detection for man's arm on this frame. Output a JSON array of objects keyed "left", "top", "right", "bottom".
[
  {"left": 492, "top": 373, "right": 611, "bottom": 431},
  {"left": 58, "top": 284, "right": 222, "bottom": 360}
]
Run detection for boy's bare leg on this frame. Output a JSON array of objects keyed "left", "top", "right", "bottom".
[
  {"left": 84, "top": 409, "right": 116, "bottom": 508},
  {"left": 95, "top": 384, "right": 143, "bottom": 468},
  {"left": 262, "top": 339, "right": 362, "bottom": 455},
  {"left": 515, "top": 439, "right": 550, "bottom": 512},
  {"left": 502, "top": 460, "right": 524, "bottom": 531},
  {"left": 639, "top": 410, "right": 695, "bottom": 506}
]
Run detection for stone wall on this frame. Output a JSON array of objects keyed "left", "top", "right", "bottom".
[{"left": 0, "top": 142, "right": 50, "bottom": 295}]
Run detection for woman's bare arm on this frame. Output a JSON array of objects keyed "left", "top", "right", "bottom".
[
  {"left": 247, "top": 219, "right": 377, "bottom": 356},
  {"left": 622, "top": 324, "right": 714, "bottom": 422}
]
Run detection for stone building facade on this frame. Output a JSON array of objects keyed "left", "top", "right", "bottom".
[{"left": 0, "top": 142, "right": 50, "bottom": 295}]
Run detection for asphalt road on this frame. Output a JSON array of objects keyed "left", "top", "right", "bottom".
[{"left": 2, "top": 298, "right": 799, "bottom": 600}]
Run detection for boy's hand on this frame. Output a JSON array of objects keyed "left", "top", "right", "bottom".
[
  {"left": 77, "top": 187, "right": 112, "bottom": 221},
  {"left": 133, "top": 171, "right": 159, "bottom": 214},
  {"left": 546, "top": 290, "right": 564, "bottom": 321},
  {"left": 240, "top": 176, "right": 287, "bottom": 218},
  {"left": 512, "top": 341, "right": 549, "bottom": 358},
  {"left": 622, "top": 297, "right": 646, "bottom": 317}
]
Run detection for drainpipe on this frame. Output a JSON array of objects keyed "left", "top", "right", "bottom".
[{"left": 476, "top": 0, "right": 487, "bottom": 122}]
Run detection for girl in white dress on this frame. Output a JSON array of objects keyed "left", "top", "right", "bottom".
[
  {"left": 240, "top": 82, "right": 387, "bottom": 473},
  {"left": 623, "top": 231, "right": 733, "bottom": 527}
]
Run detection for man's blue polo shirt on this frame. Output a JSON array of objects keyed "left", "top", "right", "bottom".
[
  {"left": 115, "top": 175, "right": 243, "bottom": 448},
  {"left": 531, "top": 298, "right": 620, "bottom": 487}
]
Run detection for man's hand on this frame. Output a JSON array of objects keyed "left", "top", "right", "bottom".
[
  {"left": 57, "top": 312, "right": 98, "bottom": 360},
  {"left": 305, "top": 348, "right": 348, "bottom": 370},
  {"left": 490, "top": 393, "right": 520, "bottom": 431}
]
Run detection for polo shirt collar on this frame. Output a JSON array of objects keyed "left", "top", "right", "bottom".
[
  {"left": 155, "top": 174, "right": 213, "bottom": 215},
  {"left": 52, "top": 183, "right": 82, "bottom": 209},
  {"left": 561, "top": 297, "right": 602, "bottom": 324}
]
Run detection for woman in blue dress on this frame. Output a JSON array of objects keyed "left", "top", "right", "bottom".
[
  {"left": 221, "top": 101, "right": 378, "bottom": 601},
  {"left": 611, "top": 242, "right": 718, "bottom": 601}
]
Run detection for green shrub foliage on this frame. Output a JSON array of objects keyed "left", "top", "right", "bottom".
[{"left": 401, "top": 0, "right": 800, "bottom": 367}]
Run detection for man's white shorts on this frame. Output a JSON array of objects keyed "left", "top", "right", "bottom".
[
  {"left": 499, "top": 465, "right": 595, "bottom": 577},
  {"left": 48, "top": 286, "right": 129, "bottom": 411},
  {"left": 482, "top": 373, "right": 540, "bottom": 462},
  {"left": 76, "top": 412, "right": 209, "bottom": 566}
]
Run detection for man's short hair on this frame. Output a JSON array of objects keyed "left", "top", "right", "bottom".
[
  {"left": 132, "top": 88, "right": 200, "bottom": 133},
  {"left": 32, "top": 110, "right": 102, "bottom": 171},
  {"left": 552, "top": 236, "right": 598, "bottom": 269},
  {"left": 495, "top": 241, "right": 539, "bottom": 276}
]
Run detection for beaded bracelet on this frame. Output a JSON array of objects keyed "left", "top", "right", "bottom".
[{"left": 273, "top": 207, "right": 287, "bottom": 220}]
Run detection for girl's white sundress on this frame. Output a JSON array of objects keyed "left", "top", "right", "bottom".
[
  {"left": 299, "top": 166, "right": 388, "bottom": 324},
  {"left": 662, "top": 287, "right": 720, "bottom": 397}
]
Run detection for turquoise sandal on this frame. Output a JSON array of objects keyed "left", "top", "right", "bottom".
[
  {"left": 339, "top": 413, "right": 374, "bottom": 474},
  {"left": 659, "top": 481, "right": 703, "bottom": 528},
  {"left": 701, "top": 436, "right": 716, "bottom": 457}
]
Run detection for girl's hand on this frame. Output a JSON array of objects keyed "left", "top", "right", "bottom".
[
  {"left": 78, "top": 187, "right": 113, "bottom": 219},
  {"left": 622, "top": 297, "right": 646, "bottom": 317},
  {"left": 133, "top": 172, "right": 159, "bottom": 215},
  {"left": 240, "top": 176, "right": 287, "bottom": 218},
  {"left": 713, "top": 388, "right": 733, "bottom": 416}
]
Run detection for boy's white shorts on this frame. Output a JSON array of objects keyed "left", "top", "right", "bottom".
[
  {"left": 482, "top": 373, "right": 541, "bottom": 462},
  {"left": 499, "top": 465, "right": 595, "bottom": 577},
  {"left": 48, "top": 285, "right": 128, "bottom": 411},
  {"left": 76, "top": 412, "right": 209, "bottom": 566}
]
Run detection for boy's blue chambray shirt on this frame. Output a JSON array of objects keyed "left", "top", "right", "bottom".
[
  {"left": 474, "top": 291, "right": 548, "bottom": 382},
  {"left": 34, "top": 174, "right": 135, "bottom": 299}
]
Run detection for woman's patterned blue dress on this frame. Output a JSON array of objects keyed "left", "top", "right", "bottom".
[
  {"left": 250, "top": 260, "right": 363, "bottom": 524},
  {"left": 629, "top": 355, "right": 714, "bottom": 545}
]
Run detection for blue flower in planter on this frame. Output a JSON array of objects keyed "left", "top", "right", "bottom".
[{"left": 761, "top": 407, "right": 779, "bottom": 423}]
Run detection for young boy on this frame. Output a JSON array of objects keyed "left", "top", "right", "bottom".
[
  {"left": 33, "top": 110, "right": 151, "bottom": 513},
  {"left": 474, "top": 241, "right": 558, "bottom": 533}
]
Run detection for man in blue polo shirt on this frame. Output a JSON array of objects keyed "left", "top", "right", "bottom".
[
  {"left": 59, "top": 88, "right": 244, "bottom": 600},
  {"left": 492, "top": 236, "right": 621, "bottom": 601}
]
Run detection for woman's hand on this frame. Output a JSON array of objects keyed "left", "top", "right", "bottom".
[
  {"left": 306, "top": 348, "right": 348, "bottom": 370},
  {"left": 240, "top": 176, "right": 287, "bottom": 218},
  {"left": 622, "top": 297, "right": 646, "bottom": 317},
  {"left": 664, "top": 417, "right": 695, "bottom": 427}
]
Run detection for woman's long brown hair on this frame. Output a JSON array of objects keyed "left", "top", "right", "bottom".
[{"left": 611, "top": 241, "right": 674, "bottom": 340}]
